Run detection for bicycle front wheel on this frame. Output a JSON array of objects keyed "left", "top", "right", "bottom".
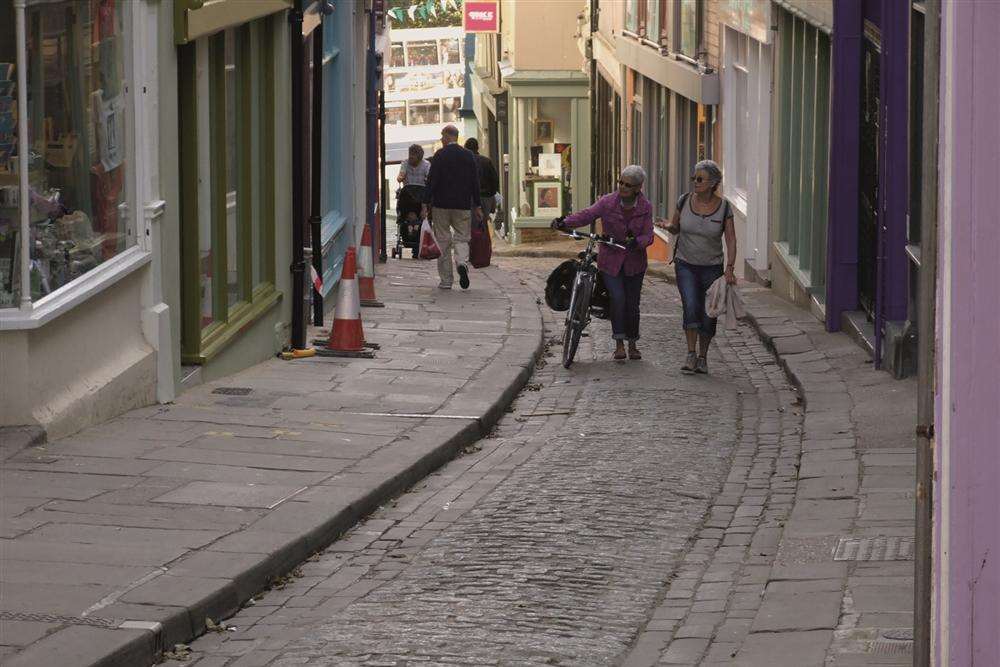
[{"left": 562, "top": 272, "right": 594, "bottom": 369}]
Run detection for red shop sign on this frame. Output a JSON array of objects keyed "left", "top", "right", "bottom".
[{"left": 463, "top": 0, "right": 499, "bottom": 33}]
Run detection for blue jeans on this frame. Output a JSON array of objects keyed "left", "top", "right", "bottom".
[
  {"left": 603, "top": 269, "right": 644, "bottom": 341},
  {"left": 675, "top": 259, "right": 724, "bottom": 339}
]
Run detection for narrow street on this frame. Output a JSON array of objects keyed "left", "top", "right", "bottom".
[{"left": 183, "top": 257, "right": 799, "bottom": 666}]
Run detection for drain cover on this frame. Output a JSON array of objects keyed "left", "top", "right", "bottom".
[
  {"left": 212, "top": 386, "right": 253, "bottom": 396},
  {"left": 0, "top": 610, "right": 122, "bottom": 628},
  {"left": 834, "top": 536, "right": 914, "bottom": 561},
  {"left": 882, "top": 628, "right": 914, "bottom": 641}
]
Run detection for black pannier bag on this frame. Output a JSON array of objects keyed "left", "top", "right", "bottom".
[{"left": 543, "top": 257, "right": 610, "bottom": 320}]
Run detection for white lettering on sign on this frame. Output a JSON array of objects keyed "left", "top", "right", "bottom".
[{"left": 469, "top": 10, "right": 494, "bottom": 21}]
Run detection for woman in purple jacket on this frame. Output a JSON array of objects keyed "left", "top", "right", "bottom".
[{"left": 551, "top": 165, "right": 655, "bottom": 361}]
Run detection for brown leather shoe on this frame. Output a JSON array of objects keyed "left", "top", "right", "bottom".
[
  {"left": 613, "top": 346, "right": 627, "bottom": 361},
  {"left": 628, "top": 344, "right": 642, "bottom": 360}
]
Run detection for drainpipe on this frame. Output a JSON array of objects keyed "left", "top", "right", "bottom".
[
  {"left": 14, "top": 0, "right": 29, "bottom": 310},
  {"left": 365, "top": 2, "right": 378, "bottom": 267},
  {"left": 290, "top": 8, "right": 307, "bottom": 349},
  {"left": 913, "top": 2, "right": 940, "bottom": 663},
  {"left": 589, "top": 0, "right": 599, "bottom": 207},
  {"left": 378, "top": 86, "right": 388, "bottom": 262},
  {"left": 310, "top": 22, "right": 324, "bottom": 325}
]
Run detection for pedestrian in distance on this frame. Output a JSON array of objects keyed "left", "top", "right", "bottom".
[
  {"left": 654, "top": 159, "right": 738, "bottom": 375},
  {"left": 464, "top": 137, "right": 500, "bottom": 231},
  {"left": 422, "top": 125, "right": 484, "bottom": 290},
  {"left": 397, "top": 144, "right": 430, "bottom": 186},
  {"left": 551, "top": 165, "right": 654, "bottom": 361}
]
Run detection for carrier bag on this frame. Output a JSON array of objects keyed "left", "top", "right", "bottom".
[
  {"left": 469, "top": 220, "right": 492, "bottom": 268},
  {"left": 418, "top": 218, "right": 441, "bottom": 260}
]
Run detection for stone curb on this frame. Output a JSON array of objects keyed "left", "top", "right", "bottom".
[{"left": 5, "top": 266, "right": 545, "bottom": 667}]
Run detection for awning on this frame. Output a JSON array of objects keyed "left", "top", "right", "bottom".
[{"left": 174, "top": 0, "right": 294, "bottom": 44}]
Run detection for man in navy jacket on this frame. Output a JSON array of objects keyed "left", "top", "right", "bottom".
[{"left": 422, "top": 125, "right": 483, "bottom": 290}]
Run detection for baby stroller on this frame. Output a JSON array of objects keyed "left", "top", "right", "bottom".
[{"left": 392, "top": 184, "right": 425, "bottom": 259}]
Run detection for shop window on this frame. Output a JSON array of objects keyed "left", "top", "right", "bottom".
[
  {"left": 179, "top": 16, "right": 277, "bottom": 362},
  {"left": 407, "top": 99, "right": 441, "bottom": 126},
  {"left": 0, "top": 0, "right": 134, "bottom": 309},
  {"left": 774, "top": 9, "right": 831, "bottom": 290},
  {"left": 385, "top": 103, "right": 406, "bottom": 127},
  {"left": 389, "top": 44, "right": 406, "bottom": 69},
  {"left": 440, "top": 38, "right": 461, "bottom": 65},
  {"left": 522, "top": 98, "right": 573, "bottom": 217},
  {"left": 442, "top": 97, "right": 461, "bottom": 123},
  {"left": 406, "top": 41, "right": 439, "bottom": 67}
]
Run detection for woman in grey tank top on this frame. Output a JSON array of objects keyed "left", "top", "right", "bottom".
[{"left": 654, "top": 159, "right": 737, "bottom": 374}]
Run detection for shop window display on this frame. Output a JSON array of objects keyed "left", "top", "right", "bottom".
[
  {"left": 407, "top": 99, "right": 441, "bottom": 126},
  {"left": 0, "top": 0, "right": 132, "bottom": 308},
  {"left": 522, "top": 98, "right": 572, "bottom": 218},
  {"left": 405, "top": 41, "right": 438, "bottom": 67}
]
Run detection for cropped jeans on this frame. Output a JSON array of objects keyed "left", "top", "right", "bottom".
[
  {"left": 674, "top": 259, "right": 724, "bottom": 339},
  {"left": 602, "top": 268, "right": 645, "bottom": 342}
]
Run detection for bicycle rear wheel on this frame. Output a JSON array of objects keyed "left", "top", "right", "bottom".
[{"left": 562, "top": 272, "right": 593, "bottom": 368}]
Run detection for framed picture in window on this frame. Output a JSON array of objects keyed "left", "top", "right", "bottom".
[
  {"left": 533, "top": 118, "right": 553, "bottom": 143},
  {"left": 533, "top": 181, "right": 562, "bottom": 217}
]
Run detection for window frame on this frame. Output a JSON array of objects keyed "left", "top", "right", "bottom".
[
  {"left": 772, "top": 9, "right": 831, "bottom": 294},
  {"left": 674, "top": 0, "right": 703, "bottom": 59},
  {"left": 179, "top": 17, "right": 279, "bottom": 364}
]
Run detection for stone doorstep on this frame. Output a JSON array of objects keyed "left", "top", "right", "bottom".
[{"left": 1, "top": 266, "right": 545, "bottom": 667}]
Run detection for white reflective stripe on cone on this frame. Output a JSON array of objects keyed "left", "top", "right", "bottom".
[{"left": 335, "top": 278, "right": 361, "bottom": 320}]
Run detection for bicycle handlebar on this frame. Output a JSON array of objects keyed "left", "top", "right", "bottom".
[{"left": 559, "top": 230, "right": 627, "bottom": 250}]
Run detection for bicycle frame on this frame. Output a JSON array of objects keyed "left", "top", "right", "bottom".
[{"left": 559, "top": 230, "right": 624, "bottom": 367}]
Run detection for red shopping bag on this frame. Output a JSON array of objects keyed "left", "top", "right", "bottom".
[
  {"left": 418, "top": 218, "right": 441, "bottom": 260},
  {"left": 470, "top": 220, "right": 492, "bottom": 268}
]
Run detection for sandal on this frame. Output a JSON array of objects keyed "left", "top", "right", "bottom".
[
  {"left": 613, "top": 347, "right": 627, "bottom": 361},
  {"left": 628, "top": 345, "right": 642, "bottom": 360}
]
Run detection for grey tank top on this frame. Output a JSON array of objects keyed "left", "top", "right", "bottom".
[{"left": 674, "top": 193, "right": 731, "bottom": 266}]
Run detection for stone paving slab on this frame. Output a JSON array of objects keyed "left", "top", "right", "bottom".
[{"left": 0, "top": 260, "right": 543, "bottom": 667}]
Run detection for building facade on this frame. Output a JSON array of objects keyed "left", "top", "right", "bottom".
[
  {"left": 589, "top": 0, "right": 721, "bottom": 262},
  {"left": 0, "top": 0, "right": 375, "bottom": 438},
  {"left": 469, "top": 0, "right": 591, "bottom": 244},
  {"left": 931, "top": 1, "right": 1000, "bottom": 663},
  {"left": 1, "top": 0, "right": 170, "bottom": 438}
]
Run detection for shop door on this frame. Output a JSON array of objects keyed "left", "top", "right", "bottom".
[{"left": 858, "top": 38, "right": 880, "bottom": 319}]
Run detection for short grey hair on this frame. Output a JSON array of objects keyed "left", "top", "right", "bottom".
[
  {"left": 620, "top": 164, "right": 646, "bottom": 187},
  {"left": 693, "top": 159, "right": 723, "bottom": 191}
]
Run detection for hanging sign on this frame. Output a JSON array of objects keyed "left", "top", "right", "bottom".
[{"left": 463, "top": 1, "right": 499, "bottom": 33}]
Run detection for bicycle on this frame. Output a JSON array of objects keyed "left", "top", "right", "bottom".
[{"left": 557, "top": 229, "right": 626, "bottom": 368}]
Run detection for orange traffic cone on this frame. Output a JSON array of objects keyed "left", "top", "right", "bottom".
[
  {"left": 316, "top": 247, "right": 374, "bottom": 358},
  {"left": 357, "top": 225, "right": 384, "bottom": 307}
]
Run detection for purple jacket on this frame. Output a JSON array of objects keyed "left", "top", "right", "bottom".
[{"left": 563, "top": 192, "right": 654, "bottom": 277}]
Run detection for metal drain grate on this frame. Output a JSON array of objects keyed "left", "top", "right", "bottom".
[
  {"left": 834, "top": 536, "right": 914, "bottom": 561},
  {"left": 870, "top": 628, "right": 914, "bottom": 656},
  {"left": 0, "top": 610, "right": 122, "bottom": 628},
  {"left": 212, "top": 386, "right": 253, "bottom": 396}
]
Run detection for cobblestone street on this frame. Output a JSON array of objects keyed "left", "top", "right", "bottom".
[{"left": 182, "top": 257, "right": 800, "bottom": 666}]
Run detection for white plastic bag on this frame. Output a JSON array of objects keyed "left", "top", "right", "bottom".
[{"left": 418, "top": 218, "right": 441, "bottom": 260}]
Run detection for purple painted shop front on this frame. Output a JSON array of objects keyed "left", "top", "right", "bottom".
[
  {"left": 934, "top": 4, "right": 1000, "bottom": 664},
  {"left": 826, "top": 0, "right": 909, "bottom": 357}
]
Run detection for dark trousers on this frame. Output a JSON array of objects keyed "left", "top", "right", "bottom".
[
  {"left": 675, "top": 259, "right": 724, "bottom": 338},
  {"left": 603, "top": 269, "right": 644, "bottom": 342}
]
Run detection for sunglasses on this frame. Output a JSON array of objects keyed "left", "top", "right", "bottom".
[
  {"left": 691, "top": 176, "right": 710, "bottom": 183},
  {"left": 618, "top": 179, "right": 638, "bottom": 189}
]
